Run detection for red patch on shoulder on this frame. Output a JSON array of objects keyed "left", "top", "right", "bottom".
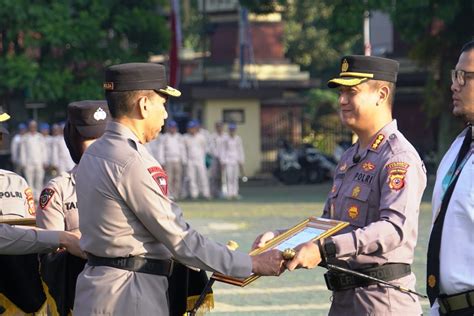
[
  {"left": 39, "top": 188, "right": 55, "bottom": 209},
  {"left": 25, "top": 188, "right": 36, "bottom": 215},
  {"left": 148, "top": 166, "right": 168, "bottom": 196}
]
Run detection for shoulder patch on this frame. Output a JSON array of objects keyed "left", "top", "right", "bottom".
[
  {"left": 386, "top": 161, "right": 409, "bottom": 191},
  {"left": 25, "top": 188, "right": 36, "bottom": 215},
  {"left": 39, "top": 188, "right": 55, "bottom": 209},
  {"left": 148, "top": 166, "right": 168, "bottom": 196}
]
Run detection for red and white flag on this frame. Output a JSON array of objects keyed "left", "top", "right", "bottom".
[{"left": 169, "top": 0, "right": 182, "bottom": 87}]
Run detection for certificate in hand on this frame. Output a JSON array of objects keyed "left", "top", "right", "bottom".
[{"left": 212, "top": 216, "right": 349, "bottom": 287}]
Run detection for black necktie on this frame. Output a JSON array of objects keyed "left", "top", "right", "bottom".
[{"left": 426, "top": 124, "right": 473, "bottom": 305}]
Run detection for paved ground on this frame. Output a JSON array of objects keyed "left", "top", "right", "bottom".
[{"left": 181, "top": 178, "right": 434, "bottom": 315}]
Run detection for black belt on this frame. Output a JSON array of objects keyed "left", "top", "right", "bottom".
[
  {"left": 438, "top": 290, "right": 474, "bottom": 315},
  {"left": 87, "top": 254, "right": 174, "bottom": 277},
  {"left": 324, "top": 263, "right": 411, "bottom": 291}
]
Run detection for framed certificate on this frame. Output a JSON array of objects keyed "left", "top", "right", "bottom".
[
  {"left": 211, "top": 217, "right": 349, "bottom": 287},
  {"left": 0, "top": 217, "right": 36, "bottom": 226}
]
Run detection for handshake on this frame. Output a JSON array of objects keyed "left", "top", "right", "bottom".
[{"left": 249, "top": 231, "right": 324, "bottom": 277}]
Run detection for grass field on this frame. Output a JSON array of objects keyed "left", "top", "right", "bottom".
[{"left": 181, "top": 178, "right": 434, "bottom": 316}]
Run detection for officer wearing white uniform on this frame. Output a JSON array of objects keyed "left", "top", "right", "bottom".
[
  {"left": 50, "top": 123, "right": 75, "bottom": 174},
  {"left": 19, "top": 120, "right": 47, "bottom": 199},
  {"left": 159, "top": 120, "right": 186, "bottom": 200},
  {"left": 10, "top": 123, "right": 26, "bottom": 175},
  {"left": 427, "top": 40, "right": 474, "bottom": 316},
  {"left": 209, "top": 122, "right": 228, "bottom": 198},
  {"left": 183, "top": 120, "right": 211, "bottom": 199},
  {"left": 73, "top": 63, "right": 285, "bottom": 316},
  {"left": 221, "top": 123, "right": 244, "bottom": 199}
]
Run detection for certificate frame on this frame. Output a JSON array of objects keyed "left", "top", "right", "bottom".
[
  {"left": 0, "top": 218, "right": 36, "bottom": 226},
  {"left": 211, "top": 217, "right": 349, "bottom": 287}
]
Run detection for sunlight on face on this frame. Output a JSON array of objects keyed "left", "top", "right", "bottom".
[
  {"left": 337, "top": 82, "right": 379, "bottom": 130},
  {"left": 145, "top": 92, "right": 168, "bottom": 143}
]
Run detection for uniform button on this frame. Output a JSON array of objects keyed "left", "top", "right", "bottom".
[{"left": 389, "top": 134, "right": 395, "bottom": 139}]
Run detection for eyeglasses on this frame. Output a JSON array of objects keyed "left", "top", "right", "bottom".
[{"left": 451, "top": 69, "right": 474, "bottom": 86}]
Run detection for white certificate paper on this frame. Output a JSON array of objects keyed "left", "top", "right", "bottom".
[{"left": 275, "top": 227, "right": 325, "bottom": 251}]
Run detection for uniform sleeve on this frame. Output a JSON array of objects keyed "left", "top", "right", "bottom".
[
  {"left": 36, "top": 184, "right": 65, "bottom": 231},
  {"left": 332, "top": 152, "right": 427, "bottom": 258},
  {"left": 0, "top": 224, "right": 59, "bottom": 254},
  {"left": 117, "top": 157, "right": 252, "bottom": 278}
]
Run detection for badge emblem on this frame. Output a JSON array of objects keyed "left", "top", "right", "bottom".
[
  {"left": 428, "top": 275, "right": 436, "bottom": 288},
  {"left": 331, "top": 184, "right": 336, "bottom": 194},
  {"left": 93, "top": 107, "right": 107, "bottom": 121},
  {"left": 103, "top": 82, "right": 114, "bottom": 90},
  {"left": 25, "top": 188, "right": 36, "bottom": 215},
  {"left": 351, "top": 186, "right": 361, "bottom": 198},
  {"left": 362, "top": 162, "right": 375, "bottom": 171},
  {"left": 386, "top": 162, "right": 409, "bottom": 191},
  {"left": 339, "top": 163, "right": 348, "bottom": 172},
  {"left": 341, "top": 59, "right": 349, "bottom": 72},
  {"left": 348, "top": 205, "right": 359, "bottom": 219},
  {"left": 148, "top": 166, "right": 168, "bottom": 196},
  {"left": 39, "top": 188, "right": 55, "bottom": 209},
  {"left": 371, "top": 134, "right": 385, "bottom": 150}
]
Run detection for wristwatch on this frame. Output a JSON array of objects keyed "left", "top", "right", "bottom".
[{"left": 323, "top": 238, "right": 337, "bottom": 259}]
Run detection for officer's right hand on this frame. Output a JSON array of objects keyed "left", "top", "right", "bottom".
[
  {"left": 59, "top": 231, "right": 87, "bottom": 259},
  {"left": 251, "top": 249, "right": 285, "bottom": 276},
  {"left": 285, "top": 241, "right": 322, "bottom": 271},
  {"left": 251, "top": 231, "right": 278, "bottom": 250}
]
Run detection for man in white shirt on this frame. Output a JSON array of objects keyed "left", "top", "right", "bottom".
[
  {"left": 209, "top": 122, "right": 228, "bottom": 198},
  {"left": 221, "top": 123, "right": 245, "bottom": 199},
  {"left": 427, "top": 40, "right": 474, "bottom": 316},
  {"left": 183, "top": 120, "right": 210, "bottom": 199},
  {"left": 159, "top": 120, "right": 186, "bottom": 200},
  {"left": 19, "top": 120, "right": 47, "bottom": 200},
  {"left": 10, "top": 123, "right": 27, "bottom": 175},
  {"left": 50, "top": 123, "right": 75, "bottom": 174}
]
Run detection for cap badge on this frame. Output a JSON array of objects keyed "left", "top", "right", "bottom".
[
  {"left": 94, "top": 107, "right": 107, "bottom": 121},
  {"left": 341, "top": 59, "right": 349, "bottom": 72},
  {"left": 103, "top": 82, "right": 114, "bottom": 90}
]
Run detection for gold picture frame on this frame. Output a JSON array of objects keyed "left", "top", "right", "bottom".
[{"left": 211, "top": 217, "right": 349, "bottom": 287}]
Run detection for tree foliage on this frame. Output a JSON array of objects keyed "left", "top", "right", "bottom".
[{"left": 0, "top": 0, "right": 170, "bottom": 121}]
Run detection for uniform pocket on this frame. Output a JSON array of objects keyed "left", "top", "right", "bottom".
[{"left": 340, "top": 184, "right": 371, "bottom": 227}]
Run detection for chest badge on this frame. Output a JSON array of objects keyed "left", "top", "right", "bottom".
[
  {"left": 331, "top": 184, "right": 337, "bottom": 194},
  {"left": 362, "top": 161, "right": 375, "bottom": 171},
  {"left": 428, "top": 275, "right": 436, "bottom": 288},
  {"left": 351, "top": 186, "right": 361, "bottom": 198},
  {"left": 348, "top": 205, "right": 359, "bottom": 219}
]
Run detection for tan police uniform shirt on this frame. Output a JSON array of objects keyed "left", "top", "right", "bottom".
[
  {"left": 73, "top": 122, "right": 252, "bottom": 316},
  {"left": 36, "top": 168, "right": 79, "bottom": 232},
  {"left": 322, "top": 120, "right": 426, "bottom": 315},
  {"left": 0, "top": 169, "right": 35, "bottom": 219}
]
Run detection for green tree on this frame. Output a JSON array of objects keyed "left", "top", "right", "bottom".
[{"left": 0, "top": 0, "right": 169, "bottom": 124}]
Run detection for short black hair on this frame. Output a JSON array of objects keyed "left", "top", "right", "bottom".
[
  {"left": 461, "top": 40, "right": 474, "bottom": 53},
  {"left": 105, "top": 90, "right": 155, "bottom": 118}
]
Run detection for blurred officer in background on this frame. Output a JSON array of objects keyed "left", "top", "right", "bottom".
[
  {"left": 209, "top": 121, "right": 227, "bottom": 198},
  {"left": 221, "top": 123, "right": 245, "bottom": 199},
  {"left": 10, "top": 123, "right": 27, "bottom": 175},
  {"left": 73, "top": 63, "right": 284, "bottom": 315},
  {"left": 159, "top": 120, "right": 186, "bottom": 200},
  {"left": 427, "top": 40, "right": 474, "bottom": 316},
  {"left": 19, "top": 120, "right": 47, "bottom": 200},
  {"left": 183, "top": 119, "right": 211, "bottom": 199},
  {"left": 254, "top": 55, "right": 426, "bottom": 315}
]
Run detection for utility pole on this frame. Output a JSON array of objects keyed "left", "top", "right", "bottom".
[{"left": 363, "top": 0, "right": 371, "bottom": 56}]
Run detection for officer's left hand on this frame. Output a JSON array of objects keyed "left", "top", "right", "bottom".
[{"left": 285, "top": 241, "right": 321, "bottom": 271}]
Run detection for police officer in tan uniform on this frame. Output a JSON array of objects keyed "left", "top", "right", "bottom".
[
  {"left": 73, "top": 63, "right": 284, "bottom": 316},
  {"left": 36, "top": 100, "right": 110, "bottom": 233},
  {"left": 0, "top": 109, "right": 83, "bottom": 257},
  {"left": 255, "top": 56, "right": 427, "bottom": 315}
]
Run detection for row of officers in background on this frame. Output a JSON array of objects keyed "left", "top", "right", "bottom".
[
  {"left": 8, "top": 118, "right": 245, "bottom": 203},
  {"left": 145, "top": 119, "right": 245, "bottom": 200}
]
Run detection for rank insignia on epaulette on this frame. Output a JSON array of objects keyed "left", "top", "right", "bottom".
[
  {"left": 371, "top": 134, "right": 385, "bottom": 150},
  {"left": 362, "top": 161, "right": 375, "bottom": 171},
  {"left": 39, "top": 188, "right": 55, "bottom": 209},
  {"left": 348, "top": 205, "right": 359, "bottom": 219}
]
